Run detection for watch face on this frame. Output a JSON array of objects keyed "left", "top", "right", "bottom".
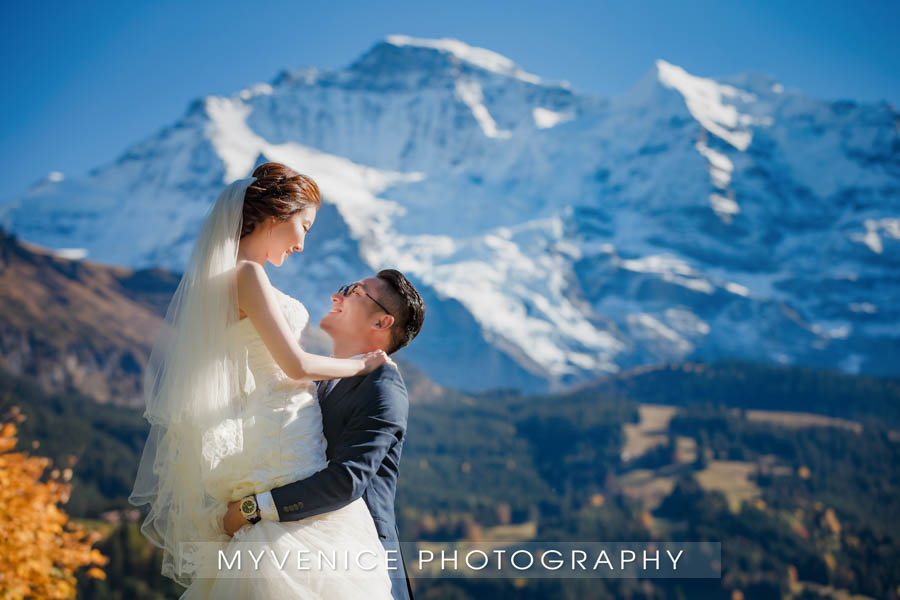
[{"left": 241, "top": 499, "right": 255, "bottom": 514}]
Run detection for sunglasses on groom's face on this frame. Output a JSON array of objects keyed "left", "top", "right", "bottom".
[{"left": 337, "top": 283, "right": 392, "bottom": 316}]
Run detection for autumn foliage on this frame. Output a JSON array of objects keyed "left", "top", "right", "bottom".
[{"left": 0, "top": 408, "right": 107, "bottom": 599}]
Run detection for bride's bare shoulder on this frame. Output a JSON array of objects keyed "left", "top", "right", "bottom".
[
  {"left": 235, "top": 261, "right": 276, "bottom": 301},
  {"left": 235, "top": 260, "right": 268, "bottom": 284},
  {"left": 234, "top": 261, "right": 290, "bottom": 301}
]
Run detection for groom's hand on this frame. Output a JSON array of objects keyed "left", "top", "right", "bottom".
[{"left": 224, "top": 500, "right": 250, "bottom": 536}]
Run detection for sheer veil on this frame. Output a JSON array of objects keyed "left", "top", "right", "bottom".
[{"left": 129, "top": 177, "right": 255, "bottom": 586}]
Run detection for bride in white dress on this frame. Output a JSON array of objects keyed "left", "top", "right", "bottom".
[{"left": 129, "top": 163, "right": 395, "bottom": 599}]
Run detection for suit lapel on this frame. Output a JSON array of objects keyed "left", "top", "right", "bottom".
[
  {"left": 321, "top": 378, "right": 340, "bottom": 401},
  {"left": 325, "top": 375, "right": 363, "bottom": 404},
  {"left": 319, "top": 376, "right": 363, "bottom": 457}
]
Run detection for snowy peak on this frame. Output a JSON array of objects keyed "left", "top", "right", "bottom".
[
  {"left": 656, "top": 59, "right": 768, "bottom": 150},
  {"left": 619, "top": 59, "right": 777, "bottom": 151},
  {"left": 385, "top": 35, "right": 543, "bottom": 84},
  {"left": 347, "top": 35, "right": 545, "bottom": 89}
]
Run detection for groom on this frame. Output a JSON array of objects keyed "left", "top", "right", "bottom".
[{"left": 224, "top": 268, "right": 425, "bottom": 600}]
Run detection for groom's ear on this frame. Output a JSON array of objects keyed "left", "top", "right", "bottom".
[{"left": 374, "top": 314, "right": 395, "bottom": 330}]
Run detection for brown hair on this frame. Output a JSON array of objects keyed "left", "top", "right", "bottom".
[
  {"left": 241, "top": 162, "right": 321, "bottom": 238},
  {"left": 375, "top": 269, "right": 426, "bottom": 354}
]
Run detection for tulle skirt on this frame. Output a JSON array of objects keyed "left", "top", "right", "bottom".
[{"left": 181, "top": 498, "right": 394, "bottom": 599}]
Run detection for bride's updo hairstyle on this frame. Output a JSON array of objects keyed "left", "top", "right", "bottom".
[{"left": 240, "top": 162, "right": 321, "bottom": 238}]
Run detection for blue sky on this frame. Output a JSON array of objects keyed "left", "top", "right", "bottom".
[{"left": 1, "top": 0, "right": 897, "bottom": 201}]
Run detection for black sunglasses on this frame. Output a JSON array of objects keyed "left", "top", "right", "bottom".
[{"left": 338, "top": 283, "right": 392, "bottom": 316}]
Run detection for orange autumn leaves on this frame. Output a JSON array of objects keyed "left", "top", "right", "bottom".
[{"left": 0, "top": 409, "right": 108, "bottom": 599}]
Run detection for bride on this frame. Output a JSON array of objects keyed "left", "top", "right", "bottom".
[{"left": 129, "top": 162, "right": 395, "bottom": 598}]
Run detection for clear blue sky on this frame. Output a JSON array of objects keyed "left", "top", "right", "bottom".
[{"left": 2, "top": 0, "right": 897, "bottom": 202}]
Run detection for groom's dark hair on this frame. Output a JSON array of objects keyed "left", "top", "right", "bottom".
[{"left": 376, "top": 269, "right": 425, "bottom": 354}]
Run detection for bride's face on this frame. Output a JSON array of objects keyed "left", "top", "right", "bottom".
[{"left": 265, "top": 205, "right": 317, "bottom": 267}]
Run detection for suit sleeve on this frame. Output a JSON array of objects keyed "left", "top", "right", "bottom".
[{"left": 269, "top": 366, "right": 407, "bottom": 521}]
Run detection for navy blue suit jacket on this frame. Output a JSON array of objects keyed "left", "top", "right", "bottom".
[{"left": 269, "top": 364, "right": 414, "bottom": 600}]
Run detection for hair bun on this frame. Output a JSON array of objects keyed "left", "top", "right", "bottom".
[{"left": 241, "top": 163, "right": 321, "bottom": 238}]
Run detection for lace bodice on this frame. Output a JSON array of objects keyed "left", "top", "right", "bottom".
[
  {"left": 229, "top": 288, "right": 310, "bottom": 396},
  {"left": 203, "top": 288, "right": 328, "bottom": 503}
]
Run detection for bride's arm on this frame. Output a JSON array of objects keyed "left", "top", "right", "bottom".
[{"left": 236, "top": 261, "right": 384, "bottom": 380}]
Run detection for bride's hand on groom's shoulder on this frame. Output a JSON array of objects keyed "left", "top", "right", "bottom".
[{"left": 359, "top": 350, "right": 396, "bottom": 375}]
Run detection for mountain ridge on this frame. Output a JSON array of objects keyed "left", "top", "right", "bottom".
[{"left": 4, "top": 36, "right": 898, "bottom": 391}]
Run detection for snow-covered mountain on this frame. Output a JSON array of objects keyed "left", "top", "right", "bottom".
[{"left": 5, "top": 35, "right": 899, "bottom": 391}]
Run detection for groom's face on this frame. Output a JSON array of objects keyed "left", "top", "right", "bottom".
[{"left": 319, "top": 277, "right": 388, "bottom": 339}]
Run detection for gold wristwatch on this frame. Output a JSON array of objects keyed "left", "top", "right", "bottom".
[{"left": 239, "top": 494, "right": 261, "bottom": 524}]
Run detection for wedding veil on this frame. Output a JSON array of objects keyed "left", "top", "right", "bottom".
[{"left": 129, "top": 177, "right": 255, "bottom": 586}]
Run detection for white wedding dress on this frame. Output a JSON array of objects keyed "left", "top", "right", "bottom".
[{"left": 182, "top": 288, "right": 394, "bottom": 599}]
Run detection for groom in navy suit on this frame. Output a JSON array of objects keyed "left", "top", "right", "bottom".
[{"left": 229, "top": 269, "right": 424, "bottom": 600}]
